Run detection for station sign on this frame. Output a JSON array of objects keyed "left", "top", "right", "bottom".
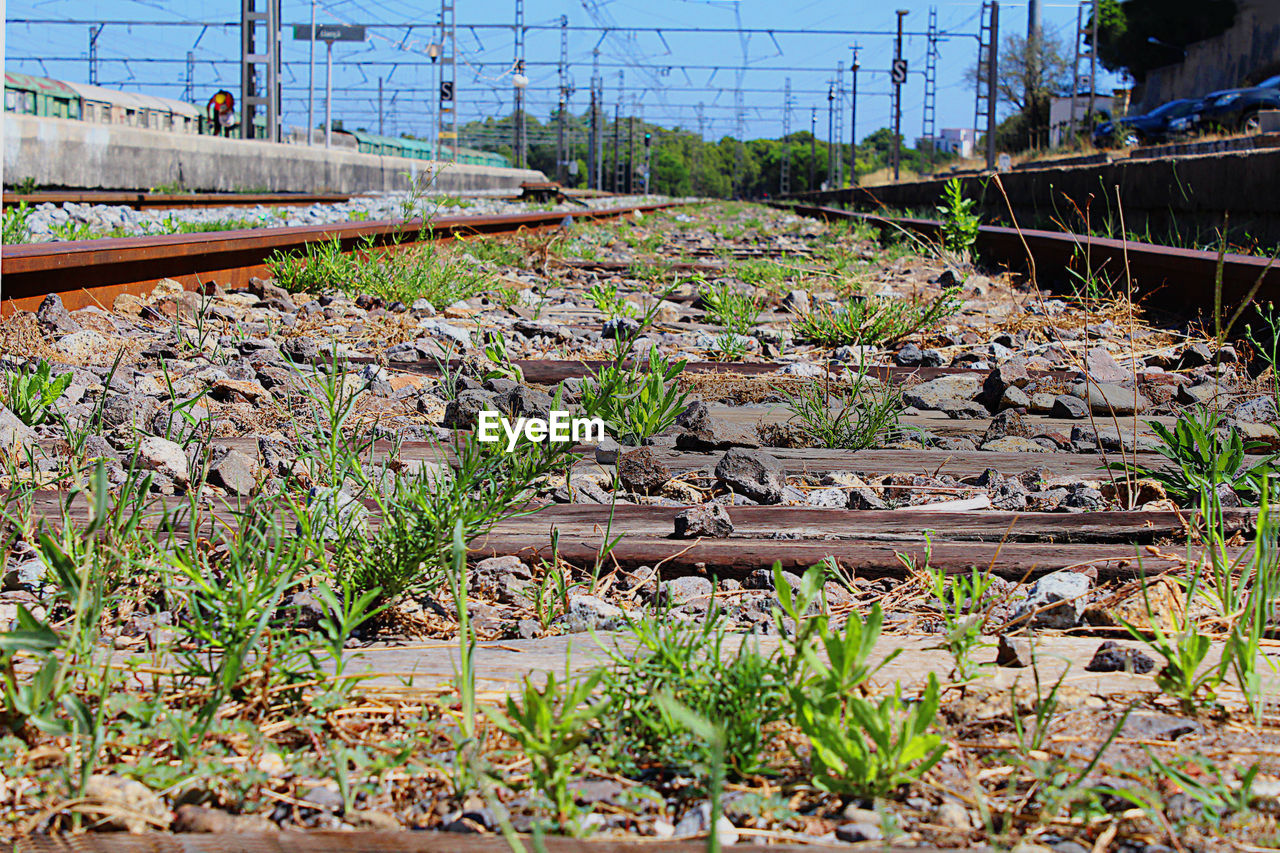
[{"left": 293, "top": 25, "right": 366, "bottom": 42}]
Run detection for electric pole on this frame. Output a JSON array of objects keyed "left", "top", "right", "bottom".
[
  {"left": 892, "top": 9, "right": 907, "bottom": 181},
  {"left": 826, "top": 80, "right": 835, "bottom": 189},
  {"left": 556, "top": 14, "right": 569, "bottom": 184},
  {"left": 88, "top": 25, "right": 102, "bottom": 85},
  {"left": 850, "top": 44, "right": 860, "bottom": 185},
  {"left": 512, "top": 0, "right": 527, "bottom": 169},
  {"left": 588, "top": 49, "right": 600, "bottom": 189},
  {"left": 780, "top": 77, "right": 792, "bottom": 196},
  {"left": 627, "top": 115, "right": 636, "bottom": 194},
  {"left": 810, "top": 107, "right": 817, "bottom": 191}
]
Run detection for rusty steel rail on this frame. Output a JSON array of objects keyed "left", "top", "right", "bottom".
[
  {"left": 0, "top": 203, "right": 673, "bottom": 314},
  {"left": 776, "top": 201, "right": 1280, "bottom": 319},
  {"left": 3, "top": 191, "right": 353, "bottom": 209}
]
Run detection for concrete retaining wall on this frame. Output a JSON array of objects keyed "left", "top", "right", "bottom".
[
  {"left": 795, "top": 146, "right": 1280, "bottom": 247},
  {"left": 1138, "top": 0, "right": 1280, "bottom": 112},
  {"left": 3, "top": 114, "right": 546, "bottom": 194}
]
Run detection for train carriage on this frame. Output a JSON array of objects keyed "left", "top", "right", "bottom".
[{"left": 4, "top": 71, "right": 81, "bottom": 120}]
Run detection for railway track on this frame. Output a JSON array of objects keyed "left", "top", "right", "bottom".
[
  {"left": 0, "top": 199, "right": 1274, "bottom": 848},
  {"left": 0, "top": 202, "right": 672, "bottom": 314},
  {"left": 776, "top": 201, "right": 1280, "bottom": 318}
]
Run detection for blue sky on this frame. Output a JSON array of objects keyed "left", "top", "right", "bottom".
[{"left": 5, "top": 1, "right": 1115, "bottom": 146}]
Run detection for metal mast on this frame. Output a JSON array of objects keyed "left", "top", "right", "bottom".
[
  {"left": 780, "top": 77, "right": 792, "bottom": 196},
  {"left": 613, "top": 71, "right": 624, "bottom": 192},
  {"left": 834, "top": 61, "right": 844, "bottom": 187},
  {"left": 183, "top": 51, "right": 195, "bottom": 102},
  {"left": 439, "top": 0, "right": 458, "bottom": 161},
  {"left": 974, "top": 1, "right": 999, "bottom": 169},
  {"left": 923, "top": 8, "right": 939, "bottom": 173},
  {"left": 850, "top": 44, "right": 860, "bottom": 185},
  {"left": 239, "top": 0, "right": 280, "bottom": 141},
  {"left": 513, "top": 0, "right": 526, "bottom": 169},
  {"left": 556, "top": 14, "right": 569, "bottom": 183},
  {"left": 588, "top": 49, "right": 600, "bottom": 189},
  {"left": 892, "top": 9, "right": 907, "bottom": 180},
  {"left": 88, "top": 25, "right": 101, "bottom": 85}
]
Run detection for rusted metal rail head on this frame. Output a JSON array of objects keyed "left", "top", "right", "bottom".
[
  {"left": 13, "top": 832, "right": 929, "bottom": 853},
  {"left": 2, "top": 191, "right": 353, "bottom": 210},
  {"left": 0, "top": 203, "right": 674, "bottom": 315},
  {"left": 776, "top": 201, "right": 1280, "bottom": 319}
]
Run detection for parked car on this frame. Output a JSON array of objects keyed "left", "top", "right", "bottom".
[
  {"left": 1092, "top": 98, "right": 1203, "bottom": 148},
  {"left": 1194, "top": 79, "right": 1280, "bottom": 134}
]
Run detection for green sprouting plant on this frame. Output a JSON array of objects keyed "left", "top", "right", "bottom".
[
  {"left": 937, "top": 177, "right": 980, "bottom": 258},
  {"left": 487, "top": 669, "right": 605, "bottom": 831},
  {"left": 580, "top": 347, "right": 688, "bottom": 446},
  {"left": 599, "top": 602, "right": 792, "bottom": 780},
  {"left": 1146, "top": 754, "right": 1258, "bottom": 825},
  {"left": 1108, "top": 407, "right": 1277, "bottom": 506},
  {"left": 927, "top": 565, "right": 995, "bottom": 683},
  {"left": 584, "top": 281, "right": 636, "bottom": 318},
  {"left": 3, "top": 361, "right": 73, "bottom": 426},
  {"left": 50, "top": 220, "right": 96, "bottom": 242},
  {"left": 456, "top": 236, "right": 528, "bottom": 269},
  {"left": 793, "top": 288, "right": 961, "bottom": 348},
  {"left": 480, "top": 330, "right": 525, "bottom": 384},
  {"left": 1121, "top": 565, "right": 1231, "bottom": 714},
  {"left": 1245, "top": 301, "right": 1280, "bottom": 410},
  {"left": 709, "top": 333, "right": 750, "bottom": 362},
  {"left": 2, "top": 201, "right": 33, "bottom": 244},
  {"left": 654, "top": 697, "right": 730, "bottom": 853},
  {"left": 791, "top": 674, "right": 946, "bottom": 799},
  {"left": 166, "top": 497, "right": 316, "bottom": 749},
  {"left": 772, "top": 563, "right": 943, "bottom": 797},
  {"left": 781, "top": 362, "right": 904, "bottom": 450},
  {"left": 699, "top": 280, "right": 762, "bottom": 334},
  {"left": 442, "top": 520, "right": 480, "bottom": 794},
  {"left": 266, "top": 234, "right": 485, "bottom": 306}
]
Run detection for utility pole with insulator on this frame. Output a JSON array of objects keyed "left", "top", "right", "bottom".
[
  {"left": 780, "top": 77, "right": 792, "bottom": 196},
  {"left": 826, "top": 80, "right": 835, "bottom": 189}
]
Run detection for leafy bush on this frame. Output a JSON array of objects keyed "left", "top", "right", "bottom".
[
  {"left": 583, "top": 281, "right": 637, "bottom": 319},
  {"left": 774, "top": 564, "right": 945, "bottom": 798},
  {"left": 1109, "top": 407, "right": 1277, "bottom": 506},
  {"left": 781, "top": 363, "right": 904, "bottom": 450},
  {"left": 698, "top": 280, "right": 762, "bottom": 334},
  {"left": 793, "top": 288, "right": 961, "bottom": 347},
  {"left": 580, "top": 347, "right": 688, "bottom": 445},
  {"left": 488, "top": 670, "right": 605, "bottom": 828},
  {"left": 2, "top": 201, "right": 32, "bottom": 244},
  {"left": 266, "top": 235, "right": 486, "bottom": 306},
  {"left": 598, "top": 607, "right": 791, "bottom": 779},
  {"left": 3, "top": 362, "right": 73, "bottom": 426},
  {"left": 937, "top": 178, "right": 980, "bottom": 257}
]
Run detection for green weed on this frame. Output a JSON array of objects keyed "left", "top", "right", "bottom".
[{"left": 794, "top": 288, "right": 961, "bottom": 348}]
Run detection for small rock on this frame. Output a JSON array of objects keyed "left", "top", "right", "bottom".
[
  {"left": 895, "top": 343, "right": 923, "bottom": 367},
  {"left": 1049, "top": 394, "right": 1089, "bottom": 419},
  {"left": 996, "top": 634, "right": 1035, "bottom": 668},
  {"left": 0, "top": 405, "right": 34, "bottom": 452},
  {"left": 297, "top": 784, "right": 344, "bottom": 812},
  {"left": 207, "top": 449, "right": 258, "bottom": 496},
  {"left": 904, "top": 374, "right": 983, "bottom": 411},
  {"left": 1082, "top": 347, "right": 1132, "bottom": 383},
  {"left": 1175, "top": 341, "right": 1215, "bottom": 370},
  {"left": 618, "top": 447, "right": 670, "bottom": 494},
  {"left": 1121, "top": 712, "right": 1202, "bottom": 741},
  {"left": 1068, "top": 382, "right": 1149, "bottom": 416},
  {"left": 82, "top": 774, "right": 170, "bottom": 832},
  {"left": 836, "top": 822, "right": 884, "bottom": 842},
  {"left": 934, "top": 801, "right": 971, "bottom": 830},
  {"left": 781, "top": 289, "right": 811, "bottom": 314},
  {"left": 134, "top": 435, "right": 190, "bottom": 486},
  {"left": 715, "top": 447, "right": 786, "bottom": 504},
  {"left": 173, "top": 805, "right": 276, "bottom": 833},
  {"left": 981, "top": 357, "right": 1030, "bottom": 409},
  {"left": 1009, "top": 570, "right": 1093, "bottom": 629},
  {"left": 660, "top": 576, "right": 714, "bottom": 605},
  {"left": 674, "top": 503, "right": 734, "bottom": 538},
  {"left": 37, "top": 293, "right": 82, "bottom": 334},
  {"left": 982, "top": 409, "right": 1031, "bottom": 444},
  {"left": 442, "top": 389, "right": 499, "bottom": 429},
  {"left": 1233, "top": 396, "right": 1278, "bottom": 424},
  {"left": 1084, "top": 641, "right": 1155, "bottom": 674}
]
